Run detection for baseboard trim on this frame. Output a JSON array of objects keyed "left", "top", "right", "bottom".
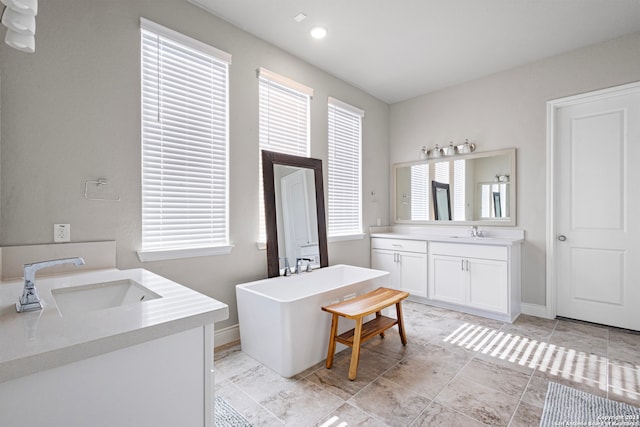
[
  {"left": 214, "top": 324, "right": 240, "bottom": 348},
  {"left": 521, "top": 303, "right": 551, "bottom": 319}
]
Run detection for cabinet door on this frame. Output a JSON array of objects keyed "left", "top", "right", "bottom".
[
  {"left": 371, "top": 249, "right": 400, "bottom": 290},
  {"left": 467, "top": 258, "right": 508, "bottom": 314},
  {"left": 430, "top": 255, "right": 466, "bottom": 304},
  {"left": 398, "top": 252, "right": 427, "bottom": 298}
]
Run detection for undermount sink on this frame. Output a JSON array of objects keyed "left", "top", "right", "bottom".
[
  {"left": 449, "top": 235, "right": 494, "bottom": 240},
  {"left": 51, "top": 279, "right": 161, "bottom": 316}
]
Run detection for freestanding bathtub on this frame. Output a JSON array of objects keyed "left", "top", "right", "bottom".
[{"left": 236, "top": 264, "right": 389, "bottom": 377}]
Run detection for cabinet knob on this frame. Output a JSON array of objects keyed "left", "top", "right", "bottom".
[{"left": 557, "top": 235, "right": 567, "bottom": 242}]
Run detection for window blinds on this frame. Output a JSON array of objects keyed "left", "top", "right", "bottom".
[
  {"left": 328, "top": 97, "right": 363, "bottom": 237},
  {"left": 140, "top": 19, "right": 231, "bottom": 252},
  {"left": 411, "top": 163, "right": 429, "bottom": 221},
  {"left": 258, "top": 68, "right": 311, "bottom": 242}
]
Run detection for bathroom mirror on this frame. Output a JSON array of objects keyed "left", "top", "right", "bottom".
[
  {"left": 262, "top": 150, "right": 328, "bottom": 278},
  {"left": 393, "top": 148, "right": 516, "bottom": 226}
]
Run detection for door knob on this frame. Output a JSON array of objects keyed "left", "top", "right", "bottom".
[{"left": 557, "top": 235, "right": 567, "bottom": 242}]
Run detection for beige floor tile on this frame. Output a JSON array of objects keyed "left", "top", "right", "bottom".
[
  {"left": 412, "top": 402, "right": 485, "bottom": 427},
  {"left": 436, "top": 375, "right": 520, "bottom": 426},
  {"left": 548, "top": 328, "right": 608, "bottom": 357},
  {"left": 382, "top": 341, "right": 471, "bottom": 399},
  {"left": 508, "top": 401, "right": 543, "bottom": 427},
  {"left": 458, "top": 356, "right": 531, "bottom": 396},
  {"left": 260, "top": 380, "right": 344, "bottom": 427},
  {"left": 609, "top": 329, "right": 640, "bottom": 367},
  {"left": 213, "top": 305, "right": 640, "bottom": 425},
  {"left": 313, "top": 402, "right": 388, "bottom": 427},
  {"left": 349, "top": 376, "right": 431, "bottom": 426}
]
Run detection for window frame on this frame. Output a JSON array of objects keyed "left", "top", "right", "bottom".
[
  {"left": 257, "top": 67, "right": 313, "bottom": 246},
  {"left": 327, "top": 97, "right": 365, "bottom": 241},
  {"left": 138, "top": 18, "right": 233, "bottom": 262}
]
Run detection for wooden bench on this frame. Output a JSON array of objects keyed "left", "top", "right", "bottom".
[{"left": 321, "top": 287, "right": 409, "bottom": 380}]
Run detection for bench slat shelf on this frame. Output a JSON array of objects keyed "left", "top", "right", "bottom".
[
  {"left": 335, "top": 315, "right": 397, "bottom": 346},
  {"left": 322, "top": 287, "right": 409, "bottom": 380}
]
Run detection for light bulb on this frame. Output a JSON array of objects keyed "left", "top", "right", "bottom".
[{"left": 310, "top": 26, "right": 327, "bottom": 39}]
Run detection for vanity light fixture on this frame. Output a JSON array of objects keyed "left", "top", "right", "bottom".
[
  {"left": 1, "top": 0, "right": 37, "bottom": 53},
  {"left": 310, "top": 25, "right": 327, "bottom": 39},
  {"left": 423, "top": 139, "right": 477, "bottom": 160}
]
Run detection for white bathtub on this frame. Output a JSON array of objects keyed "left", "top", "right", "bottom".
[{"left": 236, "top": 264, "right": 389, "bottom": 377}]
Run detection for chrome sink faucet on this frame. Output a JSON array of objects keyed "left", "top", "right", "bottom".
[
  {"left": 16, "top": 257, "right": 85, "bottom": 313},
  {"left": 470, "top": 226, "right": 484, "bottom": 238},
  {"left": 295, "top": 258, "right": 312, "bottom": 274}
]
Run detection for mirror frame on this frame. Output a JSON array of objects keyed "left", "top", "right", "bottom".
[
  {"left": 262, "top": 150, "right": 329, "bottom": 278},
  {"left": 392, "top": 148, "right": 517, "bottom": 226}
]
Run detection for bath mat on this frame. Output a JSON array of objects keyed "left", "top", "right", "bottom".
[
  {"left": 215, "top": 396, "right": 252, "bottom": 427},
  {"left": 540, "top": 382, "right": 640, "bottom": 427}
]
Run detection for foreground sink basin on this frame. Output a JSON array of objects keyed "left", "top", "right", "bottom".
[{"left": 52, "top": 279, "right": 161, "bottom": 316}]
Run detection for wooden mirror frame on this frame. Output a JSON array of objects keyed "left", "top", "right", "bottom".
[{"left": 262, "top": 150, "right": 329, "bottom": 278}]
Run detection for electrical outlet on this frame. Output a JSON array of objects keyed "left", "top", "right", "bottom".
[{"left": 54, "top": 224, "right": 70, "bottom": 243}]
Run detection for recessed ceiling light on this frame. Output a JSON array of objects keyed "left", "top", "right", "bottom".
[
  {"left": 310, "top": 26, "right": 327, "bottom": 39},
  {"left": 293, "top": 12, "right": 306, "bottom": 23}
]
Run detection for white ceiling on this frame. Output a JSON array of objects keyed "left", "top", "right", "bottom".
[{"left": 190, "top": 0, "right": 640, "bottom": 104}]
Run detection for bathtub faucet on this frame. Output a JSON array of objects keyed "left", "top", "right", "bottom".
[
  {"left": 295, "top": 258, "right": 312, "bottom": 274},
  {"left": 16, "top": 257, "right": 85, "bottom": 313}
]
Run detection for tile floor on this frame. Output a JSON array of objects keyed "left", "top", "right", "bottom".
[{"left": 214, "top": 301, "right": 640, "bottom": 426}]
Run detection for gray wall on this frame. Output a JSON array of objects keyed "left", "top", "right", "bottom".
[
  {"left": 0, "top": 0, "right": 390, "bottom": 329},
  {"left": 390, "top": 31, "right": 640, "bottom": 306}
]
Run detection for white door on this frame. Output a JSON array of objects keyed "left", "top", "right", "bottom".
[{"left": 553, "top": 83, "right": 640, "bottom": 330}]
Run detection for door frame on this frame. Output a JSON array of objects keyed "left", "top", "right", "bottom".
[{"left": 545, "top": 81, "right": 640, "bottom": 320}]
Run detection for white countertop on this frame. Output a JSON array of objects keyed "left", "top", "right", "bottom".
[
  {"left": 370, "top": 232, "right": 524, "bottom": 246},
  {"left": 0, "top": 268, "right": 228, "bottom": 383}
]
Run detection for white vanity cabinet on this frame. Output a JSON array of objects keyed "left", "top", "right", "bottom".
[
  {"left": 429, "top": 242, "right": 520, "bottom": 321},
  {"left": 371, "top": 238, "right": 427, "bottom": 298}
]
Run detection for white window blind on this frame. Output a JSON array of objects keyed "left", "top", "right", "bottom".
[
  {"left": 258, "top": 68, "right": 312, "bottom": 242},
  {"left": 328, "top": 97, "right": 363, "bottom": 237},
  {"left": 453, "top": 159, "right": 466, "bottom": 220},
  {"left": 411, "top": 163, "right": 429, "bottom": 221},
  {"left": 140, "top": 18, "right": 231, "bottom": 255}
]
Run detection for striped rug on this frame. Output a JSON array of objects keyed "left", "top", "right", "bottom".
[
  {"left": 215, "top": 396, "right": 252, "bottom": 427},
  {"left": 540, "top": 382, "right": 640, "bottom": 427}
]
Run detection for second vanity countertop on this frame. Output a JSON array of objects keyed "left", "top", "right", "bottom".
[
  {"left": 0, "top": 268, "right": 228, "bottom": 383},
  {"left": 370, "top": 231, "right": 524, "bottom": 246}
]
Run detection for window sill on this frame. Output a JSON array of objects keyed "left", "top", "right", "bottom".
[
  {"left": 137, "top": 245, "right": 234, "bottom": 262},
  {"left": 328, "top": 233, "right": 367, "bottom": 243}
]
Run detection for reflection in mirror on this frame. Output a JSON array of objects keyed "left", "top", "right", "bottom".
[
  {"left": 393, "top": 148, "right": 516, "bottom": 225},
  {"left": 276, "top": 166, "right": 319, "bottom": 269},
  {"left": 262, "top": 150, "right": 328, "bottom": 278},
  {"left": 432, "top": 181, "right": 451, "bottom": 220},
  {"left": 480, "top": 182, "right": 510, "bottom": 219}
]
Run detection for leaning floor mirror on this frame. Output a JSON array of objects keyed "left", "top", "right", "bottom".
[{"left": 262, "top": 150, "right": 329, "bottom": 278}]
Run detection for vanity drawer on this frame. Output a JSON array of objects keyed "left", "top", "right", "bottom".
[
  {"left": 430, "top": 242, "right": 507, "bottom": 261},
  {"left": 371, "top": 238, "right": 427, "bottom": 253}
]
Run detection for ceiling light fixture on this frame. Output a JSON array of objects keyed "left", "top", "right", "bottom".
[
  {"left": 1, "top": 0, "right": 37, "bottom": 52},
  {"left": 310, "top": 25, "right": 327, "bottom": 39}
]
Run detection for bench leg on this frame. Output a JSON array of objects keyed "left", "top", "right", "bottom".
[
  {"left": 348, "top": 318, "right": 363, "bottom": 381},
  {"left": 376, "top": 311, "right": 385, "bottom": 338},
  {"left": 325, "top": 314, "right": 339, "bottom": 369},
  {"left": 396, "top": 301, "right": 408, "bottom": 346}
]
